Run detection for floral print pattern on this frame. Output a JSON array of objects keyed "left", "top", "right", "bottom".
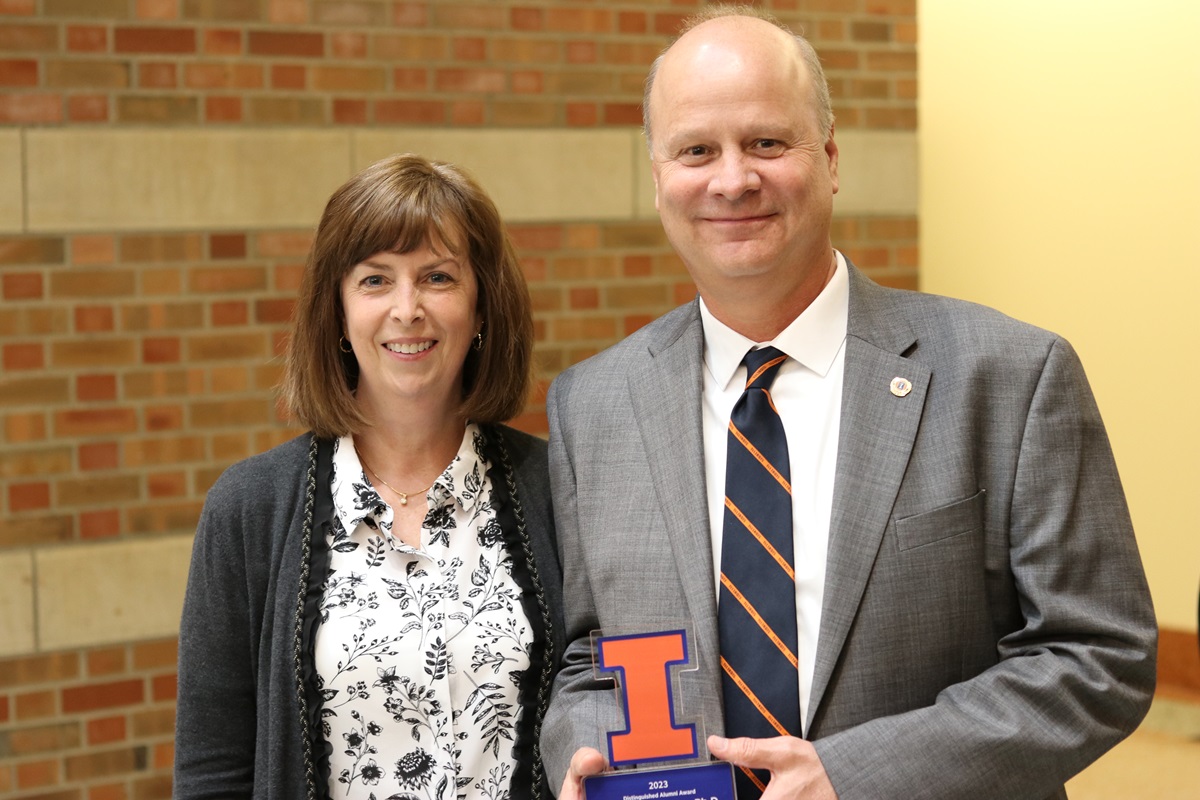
[{"left": 317, "top": 425, "right": 532, "bottom": 800}]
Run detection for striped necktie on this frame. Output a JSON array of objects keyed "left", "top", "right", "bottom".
[{"left": 717, "top": 346, "right": 800, "bottom": 799}]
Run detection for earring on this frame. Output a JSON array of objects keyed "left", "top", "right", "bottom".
[
  {"left": 339, "top": 336, "right": 353, "bottom": 353},
  {"left": 473, "top": 331, "right": 484, "bottom": 351}
]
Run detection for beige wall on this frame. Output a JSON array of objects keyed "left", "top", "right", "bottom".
[{"left": 920, "top": 0, "right": 1200, "bottom": 630}]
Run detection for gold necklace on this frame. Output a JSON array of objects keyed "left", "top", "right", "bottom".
[{"left": 354, "top": 446, "right": 429, "bottom": 507}]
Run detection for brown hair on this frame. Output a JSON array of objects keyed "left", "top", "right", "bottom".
[{"left": 282, "top": 153, "right": 533, "bottom": 437}]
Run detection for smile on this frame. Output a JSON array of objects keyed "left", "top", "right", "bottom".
[{"left": 384, "top": 341, "right": 434, "bottom": 354}]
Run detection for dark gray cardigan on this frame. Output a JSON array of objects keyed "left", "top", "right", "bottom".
[{"left": 174, "top": 425, "right": 565, "bottom": 800}]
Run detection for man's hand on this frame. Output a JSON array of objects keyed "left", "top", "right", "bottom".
[
  {"left": 707, "top": 734, "right": 837, "bottom": 799},
  {"left": 556, "top": 746, "right": 608, "bottom": 799}
]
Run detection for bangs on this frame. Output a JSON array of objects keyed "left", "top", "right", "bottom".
[{"left": 328, "top": 164, "right": 466, "bottom": 273}]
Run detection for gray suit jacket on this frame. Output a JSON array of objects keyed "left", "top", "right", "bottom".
[{"left": 541, "top": 264, "right": 1155, "bottom": 799}]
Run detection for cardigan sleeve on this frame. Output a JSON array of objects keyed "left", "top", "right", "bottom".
[{"left": 173, "top": 468, "right": 261, "bottom": 799}]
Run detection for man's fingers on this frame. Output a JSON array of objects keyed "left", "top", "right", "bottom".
[
  {"left": 559, "top": 746, "right": 608, "bottom": 799},
  {"left": 569, "top": 746, "right": 608, "bottom": 778},
  {"left": 708, "top": 734, "right": 810, "bottom": 770}
]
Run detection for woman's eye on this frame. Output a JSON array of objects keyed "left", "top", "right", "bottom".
[
  {"left": 428, "top": 272, "right": 450, "bottom": 285},
  {"left": 363, "top": 275, "right": 384, "bottom": 287}
]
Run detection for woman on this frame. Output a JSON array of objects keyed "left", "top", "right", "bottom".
[{"left": 174, "top": 154, "right": 564, "bottom": 800}]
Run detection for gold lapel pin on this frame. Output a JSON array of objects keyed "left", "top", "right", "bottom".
[{"left": 890, "top": 377, "right": 913, "bottom": 397}]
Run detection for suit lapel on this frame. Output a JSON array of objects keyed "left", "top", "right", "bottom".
[
  {"left": 806, "top": 267, "right": 930, "bottom": 731},
  {"left": 626, "top": 303, "right": 723, "bottom": 710}
]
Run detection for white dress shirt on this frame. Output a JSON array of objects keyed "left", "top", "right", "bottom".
[{"left": 700, "top": 251, "right": 849, "bottom": 729}]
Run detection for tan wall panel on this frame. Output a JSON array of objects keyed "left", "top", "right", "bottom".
[
  {"left": 25, "top": 129, "right": 353, "bottom": 232},
  {"left": 35, "top": 535, "right": 193, "bottom": 651},
  {"left": 834, "top": 130, "right": 918, "bottom": 216},
  {"left": 353, "top": 129, "right": 642, "bottom": 222},
  {"left": 0, "top": 550, "right": 35, "bottom": 656},
  {"left": 0, "top": 130, "right": 23, "bottom": 233}
]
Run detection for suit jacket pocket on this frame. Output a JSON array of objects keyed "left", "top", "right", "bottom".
[{"left": 894, "top": 489, "right": 986, "bottom": 551}]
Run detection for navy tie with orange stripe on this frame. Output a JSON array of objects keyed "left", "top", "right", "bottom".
[{"left": 717, "top": 346, "right": 800, "bottom": 799}]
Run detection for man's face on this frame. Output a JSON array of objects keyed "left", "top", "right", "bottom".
[{"left": 649, "top": 20, "right": 839, "bottom": 308}]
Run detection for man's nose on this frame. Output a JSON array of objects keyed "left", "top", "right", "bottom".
[{"left": 708, "top": 153, "right": 761, "bottom": 200}]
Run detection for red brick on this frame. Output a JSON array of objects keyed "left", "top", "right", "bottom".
[
  {"left": 332, "top": 98, "right": 366, "bottom": 124},
  {"left": 148, "top": 471, "right": 186, "bottom": 498},
  {"left": 116, "top": 94, "right": 198, "bottom": 123},
  {"left": 604, "top": 103, "right": 642, "bottom": 125},
  {"left": 62, "top": 681, "right": 144, "bottom": 714},
  {"left": 393, "top": 67, "right": 428, "bottom": 91},
  {"left": 71, "top": 234, "right": 116, "bottom": 265},
  {"left": 3, "top": 272, "right": 43, "bottom": 300},
  {"left": 14, "top": 689, "right": 56, "bottom": 719},
  {"left": 268, "top": 0, "right": 307, "bottom": 23},
  {"left": 0, "top": 93, "right": 62, "bottom": 123},
  {"left": 204, "top": 95, "right": 241, "bottom": 122},
  {"left": 67, "top": 94, "right": 110, "bottom": 122},
  {"left": 87, "top": 716, "right": 127, "bottom": 746},
  {"left": 54, "top": 408, "right": 138, "bottom": 437},
  {"left": 435, "top": 68, "right": 505, "bottom": 93},
  {"left": 0, "top": 58, "right": 38, "bottom": 87},
  {"left": 138, "top": 61, "right": 176, "bottom": 88},
  {"left": 248, "top": 30, "right": 323, "bottom": 57},
  {"left": 453, "top": 35, "right": 486, "bottom": 61},
  {"left": 75, "top": 305, "right": 115, "bottom": 332},
  {"left": 566, "top": 102, "right": 598, "bottom": 126},
  {"left": 566, "top": 40, "right": 597, "bottom": 64},
  {"left": 77, "top": 374, "right": 118, "bottom": 401},
  {"left": 203, "top": 27, "right": 242, "bottom": 55},
  {"left": 9, "top": 481, "right": 50, "bottom": 512},
  {"left": 89, "top": 782, "right": 128, "bottom": 800},
  {"left": 311, "top": 64, "right": 385, "bottom": 92},
  {"left": 208, "top": 232, "right": 245, "bottom": 259},
  {"left": 509, "top": 225, "right": 563, "bottom": 251},
  {"left": 137, "top": 0, "right": 178, "bottom": 20},
  {"left": 547, "top": 8, "right": 612, "bottom": 33},
  {"left": 184, "top": 62, "right": 262, "bottom": 89},
  {"left": 145, "top": 404, "right": 184, "bottom": 431},
  {"left": 5, "top": 413, "right": 47, "bottom": 443},
  {"left": 114, "top": 26, "right": 196, "bottom": 54},
  {"left": 132, "top": 639, "right": 177, "bottom": 670},
  {"left": 251, "top": 298, "right": 291, "bottom": 324},
  {"left": 0, "top": 694, "right": 8, "bottom": 723},
  {"left": 16, "top": 758, "right": 57, "bottom": 789},
  {"left": 511, "top": 6, "right": 542, "bottom": 30},
  {"left": 3, "top": 342, "right": 43, "bottom": 370},
  {"left": 211, "top": 300, "right": 248, "bottom": 326},
  {"left": 67, "top": 24, "right": 108, "bottom": 52},
  {"left": 80, "top": 509, "right": 121, "bottom": 539},
  {"left": 618, "top": 11, "right": 647, "bottom": 33},
  {"left": 375, "top": 98, "right": 443, "bottom": 124},
  {"left": 79, "top": 441, "right": 119, "bottom": 471},
  {"left": 87, "top": 648, "right": 127, "bottom": 678},
  {"left": 653, "top": 12, "right": 688, "bottom": 36},
  {"left": 150, "top": 673, "right": 177, "bottom": 701},
  {"left": 269, "top": 63, "right": 305, "bottom": 89},
  {"left": 331, "top": 31, "right": 366, "bottom": 59},
  {"left": 0, "top": 23, "right": 55, "bottom": 51},
  {"left": 63, "top": 745, "right": 145, "bottom": 781},
  {"left": 142, "top": 337, "right": 181, "bottom": 364},
  {"left": 1, "top": 0, "right": 35, "bottom": 13},
  {"left": 392, "top": 2, "right": 426, "bottom": 26}
]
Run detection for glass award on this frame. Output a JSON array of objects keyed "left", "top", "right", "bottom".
[{"left": 582, "top": 628, "right": 736, "bottom": 800}]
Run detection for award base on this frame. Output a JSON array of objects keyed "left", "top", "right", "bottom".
[{"left": 583, "top": 762, "right": 736, "bottom": 800}]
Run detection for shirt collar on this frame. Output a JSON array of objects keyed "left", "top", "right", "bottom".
[
  {"left": 700, "top": 250, "right": 850, "bottom": 392},
  {"left": 330, "top": 423, "right": 487, "bottom": 542}
]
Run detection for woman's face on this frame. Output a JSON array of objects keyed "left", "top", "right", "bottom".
[{"left": 340, "top": 237, "right": 480, "bottom": 418}]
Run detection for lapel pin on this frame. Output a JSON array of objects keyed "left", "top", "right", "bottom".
[{"left": 890, "top": 377, "right": 912, "bottom": 397}]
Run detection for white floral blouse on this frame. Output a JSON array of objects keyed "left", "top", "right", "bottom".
[{"left": 316, "top": 425, "right": 533, "bottom": 800}]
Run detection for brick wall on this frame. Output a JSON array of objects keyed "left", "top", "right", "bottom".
[{"left": 0, "top": 1, "right": 917, "bottom": 797}]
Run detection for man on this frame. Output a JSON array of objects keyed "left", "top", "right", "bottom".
[{"left": 543, "top": 7, "right": 1156, "bottom": 800}]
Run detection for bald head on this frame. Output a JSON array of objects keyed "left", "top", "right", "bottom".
[{"left": 643, "top": 10, "right": 833, "bottom": 152}]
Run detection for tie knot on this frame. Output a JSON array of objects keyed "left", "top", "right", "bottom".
[{"left": 742, "top": 346, "right": 787, "bottom": 391}]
